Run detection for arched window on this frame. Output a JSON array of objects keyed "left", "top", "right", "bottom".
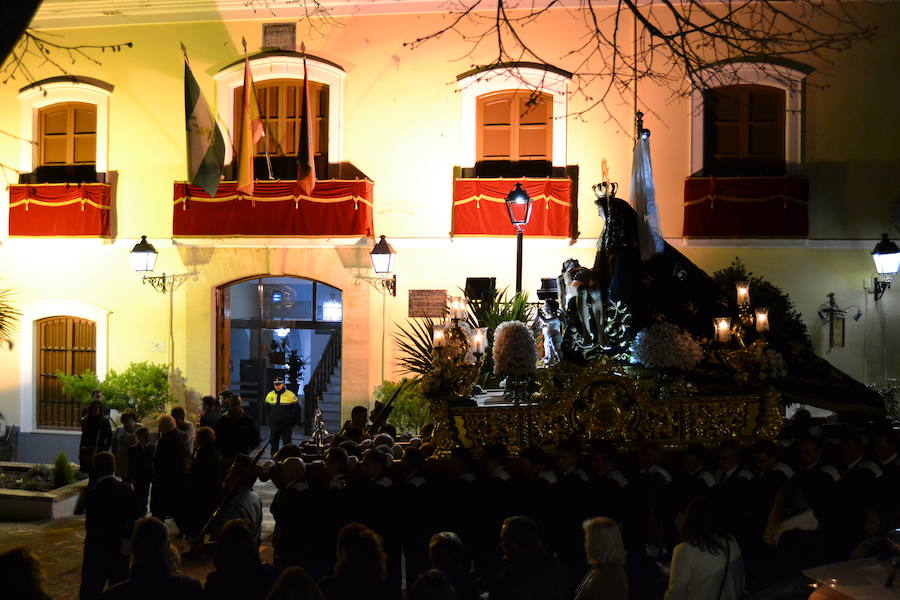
[
  {"left": 457, "top": 63, "right": 571, "bottom": 175},
  {"left": 690, "top": 61, "right": 809, "bottom": 175},
  {"left": 703, "top": 84, "right": 786, "bottom": 176},
  {"left": 215, "top": 52, "right": 345, "bottom": 175},
  {"left": 18, "top": 77, "right": 112, "bottom": 182},
  {"left": 476, "top": 90, "right": 553, "bottom": 162}
]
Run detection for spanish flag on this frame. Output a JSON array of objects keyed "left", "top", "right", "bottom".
[
  {"left": 183, "top": 46, "right": 225, "bottom": 198},
  {"left": 295, "top": 48, "right": 316, "bottom": 197},
  {"left": 236, "top": 50, "right": 264, "bottom": 195}
]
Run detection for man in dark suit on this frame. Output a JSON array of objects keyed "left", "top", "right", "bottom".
[
  {"left": 215, "top": 394, "right": 261, "bottom": 465},
  {"left": 80, "top": 451, "right": 135, "bottom": 600},
  {"left": 126, "top": 426, "right": 154, "bottom": 517},
  {"left": 151, "top": 414, "right": 188, "bottom": 522}
]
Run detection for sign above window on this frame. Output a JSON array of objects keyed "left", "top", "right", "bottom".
[{"left": 263, "top": 23, "right": 296, "bottom": 51}]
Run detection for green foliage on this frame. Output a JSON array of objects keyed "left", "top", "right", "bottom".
[
  {"left": 711, "top": 258, "right": 810, "bottom": 346},
  {"left": 101, "top": 362, "right": 171, "bottom": 419},
  {"left": 58, "top": 370, "right": 102, "bottom": 405},
  {"left": 0, "top": 288, "right": 21, "bottom": 350},
  {"left": 394, "top": 317, "right": 438, "bottom": 376},
  {"left": 466, "top": 287, "right": 534, "bottom": 386},
  {"left": 53, "top": 452, "right": 76, "bottom": 488},
  {"left": 374, "top": 378, "right": 430, "bottom": 435}
]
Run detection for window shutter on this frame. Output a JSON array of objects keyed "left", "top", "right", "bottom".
[
  {"left": 38, "top": 103, "right": 96, "bottom": 166},
  {"left": 36, "top": 316, "right": 96, "bottom": 430},
  {"left": 476, "top": 90, "right": 552, "bottom": 162},
  {"left": 704, "top": 84, "right": 785, "bottom": 176}
]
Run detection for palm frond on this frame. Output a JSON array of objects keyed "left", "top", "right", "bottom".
[
  {"left": 0, "top": 288, "right": 21, "bottom": 350},
  {"left": 393, "top": 316, "right": 437, "bottom": 376}
]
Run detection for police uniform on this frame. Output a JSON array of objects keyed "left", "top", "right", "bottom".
[{"left": 265, "top": 380, "right": 298, "bottom": 452}]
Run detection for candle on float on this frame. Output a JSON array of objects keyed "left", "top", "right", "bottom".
[
  {"left": 433, "top": 324, "right": 448, "bottom": 348},
  {"left": 471, "top": 327, "right": 487, "bottom": 355},
  {"left": 448, "top": 296, "right": 467, "bottom": 321},
  {"left": 713, "top": 317, "right": 732, "bottom": 343},
  {"left": 736, "top": 281, "right": 751, "bottom": 307},
  {"left": 755, "top": 308, "right": 769, "bottom": 333}
]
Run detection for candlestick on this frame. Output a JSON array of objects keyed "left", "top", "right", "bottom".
[
  {"left": 471, "top": 327, "right": 487, "bottom": 355},
  {"left": 755, "top": 307, "right": 769, "bottom": 333},
  {"left": 713, "top": 317, "right": 732, "bottom": 344},
  {"left": 433, "top": 324, "right": 447, "bottom": 348},
  {"left": 736, "top": 281, "right": 750, "bottom": 307},
  {"left": 448, "top": 296, "right": 467, "bottom": 322}
]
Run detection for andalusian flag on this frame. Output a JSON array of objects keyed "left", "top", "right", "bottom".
[
  {"left": 183, "top": 47, "right": 225, "bottom": 198},
  {"left": 236, "top": 51, "right": 264, "bottom": 195},
  {"left": 296, "top": 48, "right": 316, "bottom": 197}
]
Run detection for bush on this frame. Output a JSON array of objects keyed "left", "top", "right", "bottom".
[
  {"left": 53, "top": 452, "right": 76, "bottom": 488},
  {"left": 374, "top": 378, "right": 430, "bottom": 435},
  {"left": 57, "top": 361, "right": 171, "bottom": 419},
  {"left": 58, "top": 370, "right": 102, "bottom": 405}
]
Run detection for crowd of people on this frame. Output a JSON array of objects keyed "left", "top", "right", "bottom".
[{"left": 1, "top": 396, "right": 898, "bottom": 600}]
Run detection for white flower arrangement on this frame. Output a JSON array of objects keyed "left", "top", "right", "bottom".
[
  {"left": 631, "top": 321, "right": 704, "bottom": 370},
  {"left": 750, "top": 341, "right": 788, "bottom": 380},
  {"left": 492, "top": 320, "right": 538, "bottom": 378}
]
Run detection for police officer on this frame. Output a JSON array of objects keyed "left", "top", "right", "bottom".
[{"left": 265, "top": 377, "right": 298, "bottom": 453}]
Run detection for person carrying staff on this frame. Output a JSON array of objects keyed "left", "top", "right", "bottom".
[{"left": 265, "top": 377, "right": 298, "bottom": 454}]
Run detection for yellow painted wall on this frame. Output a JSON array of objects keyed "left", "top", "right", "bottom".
[{"left": 1, "top": 5, "right": 898, "bottom": 429}]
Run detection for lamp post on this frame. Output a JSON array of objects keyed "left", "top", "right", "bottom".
[
  {"left": 870, "top": 233, "right": 900, "bottom": 301},
  {"left": 505, "top": 182, "right": 534, "bottom": 294},
  {"left": 130, "top": 235, "right": 193, "bottom": 395}
]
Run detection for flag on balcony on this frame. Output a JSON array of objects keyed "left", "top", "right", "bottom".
[
  {"left": 236, "top": 50, "right": 265, "bottom": 195},
  {"left": 296, "top": 48, "right": 316, "bottom": 196},
  {"left": 183, "top": 46, "right": 225, "bottom": 198},
  {"left": 630, "top": 132, "right": 664, "bottom": 261}
]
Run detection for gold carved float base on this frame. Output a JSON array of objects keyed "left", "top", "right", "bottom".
[{"left": 433, "top": 360, "right": 782, "bottom": 455}]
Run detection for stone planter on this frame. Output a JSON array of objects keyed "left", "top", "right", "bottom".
[{"left": 0, "top": 462, "right": 88, "bottom": 521}]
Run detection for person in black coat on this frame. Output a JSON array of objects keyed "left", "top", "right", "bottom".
[
  {"left": 178, "top": 426, "right": 222, "bottom": 537},
  {"left": 127, "top": 426, "right": 154, "bottom": 517},
  {"left": 102, "top": 517, "right": 202, "bottom": 600},
  {"left": 151, "top": 415, "right": 189, "bottom": 522},
  {"left": 80, "top": 397, "right": 113, "bottom": 476},
  {"left": 79, "top": 451, "right": 135, "bottom": 600},
  {"left": 490, "top": 516, "right": 572, "bottom": 600},
  {"left": 215, "top": 395, "right": 261, "bottom": 465},
  {"left": 203, "top": 518, "right": 277, "bottom": 600}
]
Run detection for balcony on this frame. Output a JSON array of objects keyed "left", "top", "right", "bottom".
[
  {"left": 451, "top": 176, "right": 576, "bottom": 238},
  {"left": 172, "top": 179, "right": 374, "bottom": 237},
  {"left": 8, "top": 182, "right": 112, "bottom": 237},
  {"left": 682, "top": 176, "right": 809, "bottom": 238}
]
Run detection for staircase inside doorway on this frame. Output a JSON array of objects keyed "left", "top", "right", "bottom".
[{"left": 316, "top": 359, "right": 342, "bottom": 433}]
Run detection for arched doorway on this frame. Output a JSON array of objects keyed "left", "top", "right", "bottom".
[{"left": 216, "top": 276, "right": 342, "bottom": 432}]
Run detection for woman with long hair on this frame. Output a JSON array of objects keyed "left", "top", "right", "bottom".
[
  {"left": 664, "top": 496, "right": 745, "bottom": 600},
  {"left": 575, "top": 517, "right": 628, "bottom": 600},
  {"left": 204, "top": 519, "right": 276, "bottom": 600},
  {"left": 80, "top": 395, "right": 112, "bottom": 475}
]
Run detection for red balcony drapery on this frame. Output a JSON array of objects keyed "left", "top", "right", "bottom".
[
  {"left": 173, "top": 179, "right": 374, "bottom": 237},
  {"left": 452, "top": 177, "right": 574, "bottom": 238},
  {"left": 8, "top": 183, "right": 111, "bottom": 237},
  {"left": 683, "top": 176, "right": 809, "bottom": 237}
]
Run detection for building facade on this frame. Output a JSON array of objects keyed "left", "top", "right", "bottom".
[{"left": 1, "top": 0, "right": 898, "bottom": 461}]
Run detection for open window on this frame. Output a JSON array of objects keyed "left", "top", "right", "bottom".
[{"left": 215, "top": 52, "right": 345, "bottom": 179}]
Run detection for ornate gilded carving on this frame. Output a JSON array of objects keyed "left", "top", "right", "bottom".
[{"left": 433, "top": 358, "right": 783, "bottom": 455}]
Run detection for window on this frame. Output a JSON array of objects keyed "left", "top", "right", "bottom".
[
  {"left": 477, "top": 90, "right": 552, "bottom": 162},
  {"left": 35, "top": 316, "right": 96, "bottom": 430},
  {"left": 215, "top": 52, "right": 346, "bottom": 174},
  {"left": 38, "top": 102, "right": 97, "bottom": 166},
  {"left": 703, "top": 85, "right": 785, "bottom": 176},
  {"left": 689, "top": 61, "right": 809, "bottom": 175},
  {"left": 457, "top": 63, "right": 571, "bottom": 171},
  {"left": 18, "top": 77, "right": 112, "bottom": 181},
  {"left": 233, "top": 78, "right": 329, "bottom": 176}
]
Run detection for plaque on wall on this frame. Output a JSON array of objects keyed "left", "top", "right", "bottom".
[{"left": 409, "top": 289, "right": 448, "bottom": 318}]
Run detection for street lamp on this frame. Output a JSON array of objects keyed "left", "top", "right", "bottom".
[
  {"left": 870, "top": 233, "right": 900, "bottom": 301},
  {"left": 505, "top": 182, "right": 533, "bottom": 294},
  {"left": 370, "top": 234, "right": 397, "bottom": 296},
  {"left": 129, "top": 235, "right": 158, "bottom": 274}
]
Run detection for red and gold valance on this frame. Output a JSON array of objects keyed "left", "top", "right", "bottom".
[
  {"left": 8, "top": 183, "right": 111, "bottom": 237},
  {"left": 683, "top": 177, "right": 809, "bottom": 238},
  {"left": 452, "top": 177, "right": 574, "bottom": 238},
  {"left": 173, "top": 179, "right": 374, "bottom": 237}
]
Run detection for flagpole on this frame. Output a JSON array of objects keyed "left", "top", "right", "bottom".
[{"left": 243, "top": 37, "right": 273, "bottom": 180}]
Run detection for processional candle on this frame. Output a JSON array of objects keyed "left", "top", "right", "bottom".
[
  {"left": 471, "top": 327, "right": 487, "bottom": 355},
  {"left": 755, "top": 308, "right": 769, "bottom": 333},
  {"left": 714, "top": 317, "right": 732, "bottom": 343},
  {"left": 433, "top": 324, "right": 448, "bottom": 348},
  {"left": 448, "top": 297, "right": 467, "bottom": 321},
  {"left": 736, "top": 281, "right": 751, "bottom": 307}
]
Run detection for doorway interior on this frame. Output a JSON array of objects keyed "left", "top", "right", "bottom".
[{"left": 216, "top": 276, "right": 342, "bottom": 428}]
